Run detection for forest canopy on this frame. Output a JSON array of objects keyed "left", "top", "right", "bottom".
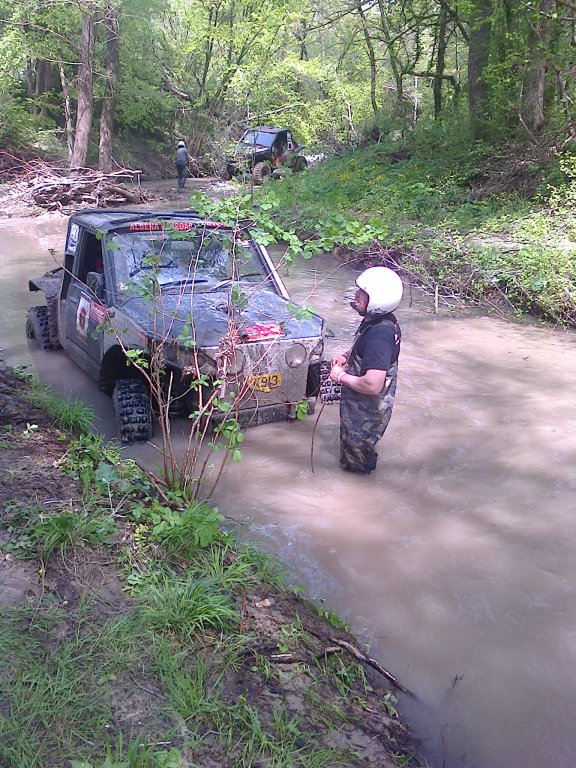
[{"left": 1, "top": 0, "right": 575, "bottom": 171}]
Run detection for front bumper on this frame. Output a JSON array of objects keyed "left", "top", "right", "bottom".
[{"left": 212, "top": 401, "right": 294, "bottom": 429}]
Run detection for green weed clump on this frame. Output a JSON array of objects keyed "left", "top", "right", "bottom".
[
  {"left": 134, "top": 571, "right": 239, "bottom": 639},
  {"left": 1, "top": 501, "right": 118, "bottom": 559},
  {"left": 18, "top": 376, "right": 95, "bottom": 434}
]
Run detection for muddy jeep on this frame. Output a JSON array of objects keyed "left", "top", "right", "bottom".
[
  {"left": 225, "top": 127, "right": 308, "bottom": 184},
  {"left": 27, "top": 210, "right": 324, "bottom": 442}
]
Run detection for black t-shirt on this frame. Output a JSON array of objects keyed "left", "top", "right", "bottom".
[{"left": 352, "top": 313, "right": 401, "bottom": 374}]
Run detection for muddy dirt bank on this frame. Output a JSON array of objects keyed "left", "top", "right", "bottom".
[{"left": 0, "top": 361, "right": 423, "bottom": 767}]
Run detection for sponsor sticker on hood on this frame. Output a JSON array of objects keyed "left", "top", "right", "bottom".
[{"left": 241, "top": 323, "right": 284, "bottom": 341}]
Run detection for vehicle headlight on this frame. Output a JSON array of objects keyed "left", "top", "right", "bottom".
[
  {"left": 285, "top": 343, "right": 307, "bottom": 368},
  {"left": 311, "top": 339, "right": 324, "bottom": 358}
]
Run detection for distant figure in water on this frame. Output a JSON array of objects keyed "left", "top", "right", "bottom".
[
  {"left": 175, "top": 140, "right": 189, "bottom": 189},
  {"left": 330, "top": 267, "right": 403, "bottom": 474}
]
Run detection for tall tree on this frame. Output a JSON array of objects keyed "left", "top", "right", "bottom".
[
  {"left": 467, "top": 0, "right": 493, "bottom": 138},
  {"left": 433, "top": 1, "right": 448, "bottom": 117},
  {"left": 99, "top": 2, "right": 120, "bottom": 172},
  {"left": 70, "top": 7, "right": 97, "bottom": 169},
  {"left": 521, "top": 0, "right": 555, "bottom": 136}
]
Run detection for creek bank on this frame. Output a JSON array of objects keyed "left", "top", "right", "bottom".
[{"left": 0, "top": 362, "right": 424, "bottom": 767}]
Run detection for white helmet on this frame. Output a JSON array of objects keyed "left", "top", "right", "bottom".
[
  {"left": 356, "top": 267, "right": 403, "bottom": 314},
  {"left": 177, "top": 140, "right": 186, "bottom": 147}
]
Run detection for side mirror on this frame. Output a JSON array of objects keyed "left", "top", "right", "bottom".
[{"left": 86, "top": 271, "right": 105, "bottom": 299}]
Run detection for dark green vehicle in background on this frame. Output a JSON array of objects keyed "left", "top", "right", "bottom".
[{"left": 225, "top": 126, "right": 309, "bottom": 184}]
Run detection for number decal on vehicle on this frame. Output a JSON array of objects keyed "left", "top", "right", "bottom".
[{"left": 247, "top": 373, "right": 283, "bottom": 393}]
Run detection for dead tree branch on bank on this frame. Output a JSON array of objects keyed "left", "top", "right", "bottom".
[{"left": 0, "top": 155, "right": 148, "bottom": 213}]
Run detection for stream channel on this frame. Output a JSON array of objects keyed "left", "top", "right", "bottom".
[{"left": 2, "top": 212, "right": 576, "bottom": 768}]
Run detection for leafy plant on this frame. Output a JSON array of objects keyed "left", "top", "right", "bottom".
[
  {"left": 1, "top": 501, "right": 117, "bottom": 559},
  {"left": 32, "top": 510, "right": 117, "bottom": 557},
  {"left": 130, "top": 498, "right": 224, "bottom": 557},
  {"left": 21, "top": 378, "right": 94, "bottom": 434},
  {"left": 59, "top": 434, "right": 149, "bottom": 500},
  {"left": 136, "top": 571, "right": 239, "bottom": 639}
]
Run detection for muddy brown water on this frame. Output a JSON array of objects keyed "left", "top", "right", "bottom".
[{"left": 2, "top": 211, "right": 576, "bottom": 768}]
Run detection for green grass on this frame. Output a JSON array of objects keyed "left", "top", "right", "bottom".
[
  {"left": 1, "top": 501, "right": 118, "bottom": 559},
  {"left": 135, "top": 571, "right": 240, "bottom": 639},
  {"left": 18, "top": 376, "right": 95, "bottom": 434},
  {"left": 188, "top": 542, "right": 285, "bottom": 590},
  {"left": 0, "top": 608, "right": 152, "bottom": 768},
  {"left": 153, "top": 640, "right": 351, "bottom": 768}
]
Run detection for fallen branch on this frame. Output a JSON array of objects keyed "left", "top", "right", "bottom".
[
  {"left": 327, "top": 636, "right": 410, "bottom": 694},
  {"left": 0, "top": 156, "right": 149, "bottom": 213}
]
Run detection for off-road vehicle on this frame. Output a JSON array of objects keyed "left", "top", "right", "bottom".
[
  {"left": 27, "top": 209, "right": 324, "bottom": 442},
  {"left": 225, "top": 127, "right": 308, "bottom": 184}
]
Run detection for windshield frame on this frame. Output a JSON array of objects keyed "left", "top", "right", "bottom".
[
  {"left": 102, "top": 221, "right": 280, "bottom": 302},
  {"left": 240, "top": 130, "right": 276, "bottom": 148}
]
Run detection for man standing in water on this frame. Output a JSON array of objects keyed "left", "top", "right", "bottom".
[
  {"left": 175, "top": 140, "right": 189, "bottom": 189},
  {"left": 330, "top": 266, "right": 403, "bottom": 474}
]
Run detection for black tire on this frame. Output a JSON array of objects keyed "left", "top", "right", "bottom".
[
  {"left": 252, "top": 161, "right": 271, "bottom": 185},
  {"left": 26, "top": 306, "right": 54, "bottom": 350},
  {"left": 112, "top": 378, "right": 153, "bottom": 443},
  {"left": 45, "top": 295, "right": 61, "bottom": 349},
  {"left": 293, "top": 155, "right": 308, "bottom": 172}
]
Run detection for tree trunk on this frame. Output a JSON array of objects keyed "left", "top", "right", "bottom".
[
  {"left": 521, "top": 0, "right": 554, "bottom": 136},
  {"left": 467, "top": 0, "right": 493, "bottom": 139},
  {"left": 355, "top": 0, "right": 379, "bottom": 115},
  {"left": 433, "top": 4, "right": 448, "bottom": 118},
  {"left": 70, "top": 10, "right": 97, "bottom": 171},
  {"left": 376, "top": 0, "right": 405, "bottom": 108},
  {"left": 59, "top": 64, "right": 74, "bottom": 160},
  {"left": 99, "top": 4, "right": 120, "bottom": 173},
  {"left": 35, "top": 60, "right": 53, "bottom": 99}
]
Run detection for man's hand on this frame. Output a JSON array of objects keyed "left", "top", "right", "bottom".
[
  {"left": 332, "top": 353, "right": 348, "bottom": 366},
  {"left": 330, "top": 364, "right": 345, "bottom": 382}
]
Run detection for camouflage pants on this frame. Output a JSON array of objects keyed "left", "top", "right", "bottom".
[
  {"left": 340, "top": 363, "right": 398, "bottom": 474},
  {"left": 176, "top": 162, "right": 187, "bottom": 188}
]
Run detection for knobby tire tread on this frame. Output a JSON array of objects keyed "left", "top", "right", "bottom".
[
  {"left": 113, "top": 378, "right": 153, "bottom": 443},
  {"left": 26, "top": 306, "right": 55, "bottom": 350}
]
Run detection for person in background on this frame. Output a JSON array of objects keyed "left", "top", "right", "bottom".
[
  {"left": 175, "top": 140, "right": 189, "bottom": 189},
  {"left": 330, "top": 266, "right": 403, "bottom": 474}
]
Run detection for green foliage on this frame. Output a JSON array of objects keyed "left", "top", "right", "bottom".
[
  {"left": 21, "top": 378, "right": 94, "bottom": 434},
  {"left": 253, "top": 121, "right": 576, "bottom": 325},
  {"left": 135, "top": 571, "right": 239, "bottom": 639},
  {"left": 59, "top": 433, "right": 149, "bottom": 498},
  {"left": 154, "top": 642, "right": 351, "bottom": 768},
  {"left": 0, "top": 610, "right": 148, "bottom": 768},
  {"left": 189, "top": 542, "right": 285, "bottom": 590},
  {"left": 1, "top": 502, "right": 117, "bottom": 559},
  {"left": 32, "top": 510, "right": 117, "bottom": 556},
  {"left": 189, "top": 189, "right": 387, "bottom": 262},
  {"left": 295, "top": 400, "right": 309, "bottom": 420},
  {"left": 229, "top": 53, "right": 374, "bottom": 150},
  {"left": 323, "top": 654, "right": 370, "bottom": 698},
  {"left": 71, "top": 743, "right": 183, "bottom": 768},
  {"left": 0, "top": 92, "right": 32, "bottom": 145},
  {"left": 316, "top": 602, "right": 349, "bottom": 631},
  {"left": 212, "top": 416, "right": 245, "bottom": 463},
  {"left": 130, "top": 498, "right": 224, "bottom": 557}
]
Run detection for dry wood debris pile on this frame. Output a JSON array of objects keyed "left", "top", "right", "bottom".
[{"left": 0, "top": 152, "right": 150, "bottom": 214}]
